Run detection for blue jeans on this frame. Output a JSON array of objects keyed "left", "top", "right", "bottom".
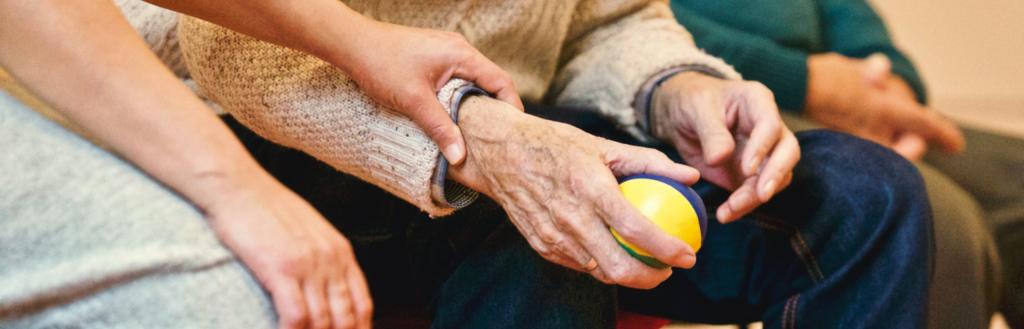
[{"left": 224, "top": 103, "right": 933, "bottom": 329}]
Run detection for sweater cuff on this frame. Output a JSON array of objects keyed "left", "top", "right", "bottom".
[
  {"left": 633, "top": 65, "right": 732, "bottom": 135},
  {"left": 430, "top": 83, "right": 485, "bottom": 212},
  {"left": 736, "top": 48, "right": 809, "bottom": 112}
]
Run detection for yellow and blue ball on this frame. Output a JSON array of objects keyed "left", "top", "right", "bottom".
[{"left": 612, "top": 174, "right": 708, "bottom": 268}]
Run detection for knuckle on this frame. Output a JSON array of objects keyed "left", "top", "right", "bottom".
[
  {"left": 613, "top": 219, "right": 643, "bottom": 241},
  {"left": 358, "top": 301, "right": 375, "bottom": 320},
  {"left": 277, "top": 250, "right": 312, "bottom": 276},
  {"left": 424, "top": 120, "right": 451, "bottom": 140},
  {"left": 336, "top": 315, "right": 356, "bottom": 329},
  {"left": 534, "top": 244, "right": 555, "bottom": 260},
  {"left": 280, "top": 309, "right": 309, "bottom": 329},
  {"left": 606, "top": 265, "right": 632, "bottom": 285}
]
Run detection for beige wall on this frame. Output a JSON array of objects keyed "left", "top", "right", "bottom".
[{"left": 870, "top": 0, "right": 1024, "bottom": 136}]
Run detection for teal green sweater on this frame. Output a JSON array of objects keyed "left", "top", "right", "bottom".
[{"left": 670, "top": 0, "right": 927, "bottom": 112}]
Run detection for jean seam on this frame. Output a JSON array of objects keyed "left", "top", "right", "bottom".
[
  {"left": 783, "top": 294, "right": 800, "bottom": 329},
  {"left": 752, "top": 215, "right": 825, "bottom": 283}
]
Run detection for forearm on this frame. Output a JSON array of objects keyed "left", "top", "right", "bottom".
[
  {"left": 0, "top": 0, "right": 269, "bottom": 210},
  {"left": 144, "top": 0, "right": 368, "bottom": 74}
]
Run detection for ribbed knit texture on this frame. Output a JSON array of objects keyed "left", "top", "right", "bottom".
[{"left": 178, "top": 0, "right": 740, "bottom": 216}]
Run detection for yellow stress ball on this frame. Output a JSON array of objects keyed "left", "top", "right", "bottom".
[{"left": 612, "top": 174, "right": 708, "bottom": 268}]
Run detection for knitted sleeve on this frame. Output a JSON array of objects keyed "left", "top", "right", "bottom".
[
  {"left": 547, "top": 0, "right": 741, "bottom": 138},
  {"left": 177, "top": 16, "right": 478, "bottom": 217},
  {"left": 818, "top": 0, "right": 928, "bottom": 103}
]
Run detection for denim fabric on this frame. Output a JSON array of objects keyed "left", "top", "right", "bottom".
[{"left": 223, "top": 102, "right": 932, "bottom": 328}]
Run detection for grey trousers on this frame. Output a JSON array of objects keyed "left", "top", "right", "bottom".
[
  {"left": 0, "top": 92, "right": 277, "bottom": 328},
  {"left": 783, "top": 114, "right": 1005, "bottom": 329}
]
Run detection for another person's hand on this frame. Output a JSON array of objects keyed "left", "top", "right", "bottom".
[
  {"left": 449, "top": 97, "right": 700, "bottom": 289},
  {"left": 805, "top": 53, "right": 964, "bottom": 160},
  {"left": 651, "top": 72, "right": 800, "bottom": 223},
  {"left": 335, "top": 20, "right": 524, "bottom": 165},
  {"left": 199, "top": 172, "right": 372, "bottom": 329}
]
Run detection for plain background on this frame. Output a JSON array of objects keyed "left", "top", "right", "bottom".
[{"left": 872, "top": 0, "right": 1024, "bottom": 138}]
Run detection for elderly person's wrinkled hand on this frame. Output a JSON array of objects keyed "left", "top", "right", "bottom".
[
  {"left": 650, "top": 72, "right": 800, "bottom": 223},
  {"left": 449, "top": 97, "right": 700, "bottom": 289}
]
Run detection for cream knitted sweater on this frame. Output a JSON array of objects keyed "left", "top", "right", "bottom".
[{"left": 177, "top": 0, "right": 741, "bottom": 216}]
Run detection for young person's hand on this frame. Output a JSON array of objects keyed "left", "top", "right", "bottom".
[
  {"left": 651, "top": 72, "right": 800, "bottom": 223},
  {"left": 449, "top": 97, "right": 699, "bottom": 289},
  {"left": 196, "top": 172, "right": 371, "bottom": 329},
  {"left": 334, "top": 20, "right": 523, "bottom": 165},
  {"left": 0, "top": 2, "right": 373, "bottom": 328},
  {"left": 805, "top": 53, "right": 964, "bottom": 160},
  {"left": 147, "top": 0, "right": 522, "bottom": 166},
  {"left": 199, "top": 173, "right": 372, "bottom": 329}
]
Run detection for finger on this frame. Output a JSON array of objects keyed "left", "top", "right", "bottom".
[
  {"left": 738, "top": 99, "right": 784, "bottom": 177},
  {"left": 692, "top": 98, "right": 737, "bottom": 166},
  {"left": 303, "top": 274, "right": 332, "bottom": 329},
  {"left": 755, "top": 130, "right": 800, "bottom": 202},
  {"left": 716, "top": 176, "right": 761, "bottom": 223},
  {"left": 327, "top": 276, "right": 355, "bottom": 329},
  {"left": 268, "top": 278, "right": 309, "bottom": 329},
  {"left": 591, "top": 173, "right": 696, "bottom": 269},
  {"left": 886, "top": 102, "right": 965, "bottom": 153},
  {"left": 605, "top": 144, "right": 701, "bottom": 185},
  {"left": 862, "top": 53, "right": 892, "bottom": 86},
  {"left": 538, "top": 210, "right": 599, "bottom": 273},
  {"left": 571, "top": 198, "right": 673, "bottom": 288},
  {"left": 456, "top": 52, "right": 525, "bottom": 111},
  {"left": 404, "top": 91, "right": 467, "bottom": 165},
  {"left": 345, "top": 264, "right": 374, "bottom": 329},
  {"left": 507, "top": 211, "right": 584, "bottom": 271}
]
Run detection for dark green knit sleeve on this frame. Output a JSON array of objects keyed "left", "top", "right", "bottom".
[
  {"left": 818, "top": 0, "right": 928, "bottom": 104},
  {"left": 669, "top": 3, "right": 811, "bottom": 112}
]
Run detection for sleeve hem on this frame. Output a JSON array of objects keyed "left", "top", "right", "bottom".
[
  {"left": 429, "top": 84, "right": 486, "bottom": 213},
  {"left": 633, "top": 65, "right": 733, "bottom": 134}
]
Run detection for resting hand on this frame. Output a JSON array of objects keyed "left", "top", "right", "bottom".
[
  {"left": 805, "top": 53, "right": 964, "bottom": 160},
  {"left": 449, "top": 97, "right": 699, "bottom": 289},
  {"left": 199, "top": 173, "right": 372, "bottom": 329},
  {"left": 651, "top": 72, "right": 800, "bottom": 223}
]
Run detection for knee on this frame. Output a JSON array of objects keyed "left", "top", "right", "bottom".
[
  {"left": 795, "top": 130, "right": 928, "bottom": 209},
  {"left": 793, "top": 130, "right": 933, "bottom": 249}
]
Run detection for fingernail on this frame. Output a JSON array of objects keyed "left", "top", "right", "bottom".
[
  {"left": 716, "top": 207, "right": 731, "bottom": 223},
  {"left": 445, "top": 144, "right": 464, "bottom": 165},
  {"left": 681, "top": 254, "right": 697, "bottom": 268},
  {"left": 749, "top": 155, "right": 763, "bottom": 174},
  {"left": 761, "top": 179, "right": 778, "bottom": 201}
]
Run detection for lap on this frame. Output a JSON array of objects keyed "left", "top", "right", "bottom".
[{"left": 0, "top": 92, "right": 274, "bottom": 327}]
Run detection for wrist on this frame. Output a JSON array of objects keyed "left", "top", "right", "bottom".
[
  {"left": 175, "top": 144, "right": 280, "bottom": 216},
  {"left": 446, "top": 96, "right": 528, "bottom": 196},
  {"left": 649, "top": 71, "right": 709, "bottom": 140}
]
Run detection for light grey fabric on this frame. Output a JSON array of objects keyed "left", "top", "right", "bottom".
[{"left": 0, "top": 92, "right": 276, "bottom": 328}]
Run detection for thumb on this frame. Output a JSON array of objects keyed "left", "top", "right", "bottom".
[
  {"left": 862, "top": 53, "right": 892, "bottom": 87},
  {"left": 406, "top": 91, "right": 467, "bottom": 165}
]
